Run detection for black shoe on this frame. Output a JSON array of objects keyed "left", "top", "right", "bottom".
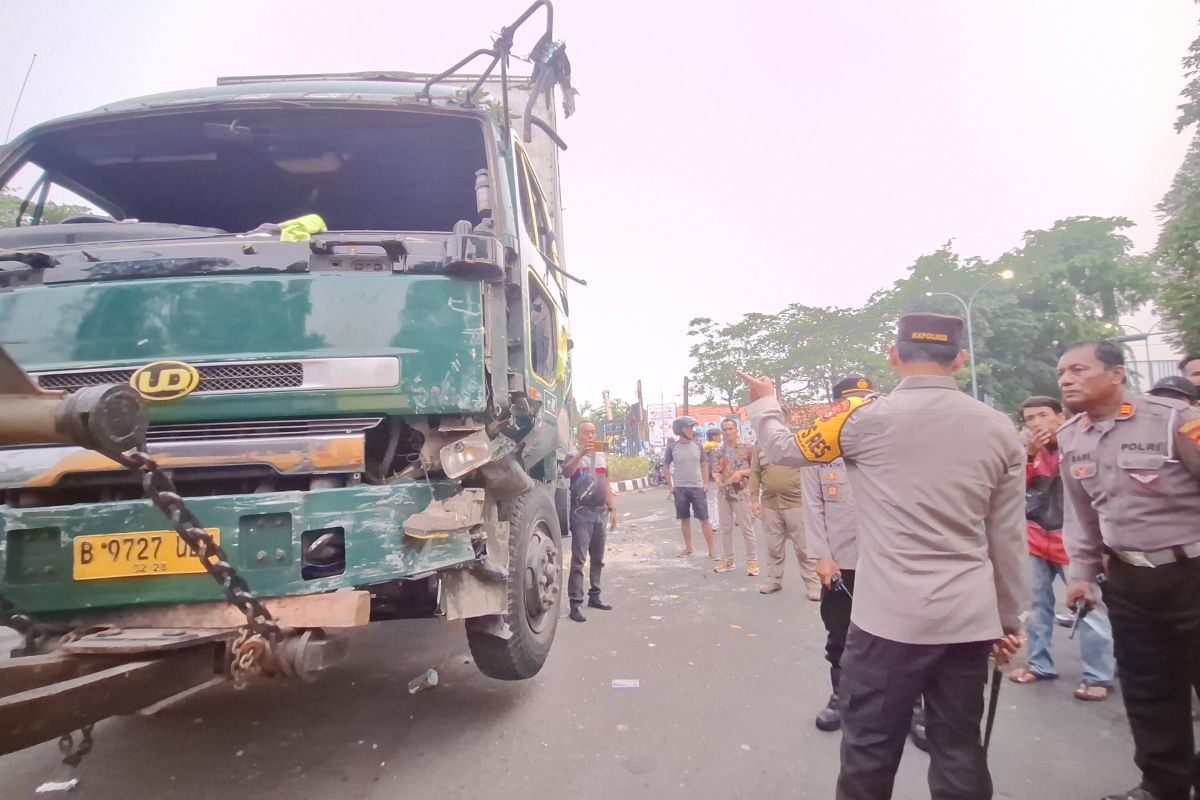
[
  {"left": 569, "top": 604, "right": 586, "bottom": 622},
  {"left": 909, "top": 704, "right": 929, "bottom": 752},
  {"left": 1101, "top": 789, "right": 1167, "bottom": 800},
  {"left": 815, "top": 694, "right": 841, "bottom": 732},
  {"left": 587, "top": 598, "right": 613, "bottom": 610}
]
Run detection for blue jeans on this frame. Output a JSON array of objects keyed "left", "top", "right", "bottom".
[{"left": 1026, "top": 555, "right": 1115, "bottom": 684}]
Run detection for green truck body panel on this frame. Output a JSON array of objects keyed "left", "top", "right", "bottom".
[
  {"left": 0, "top": 273, "right": 487, "bottom": 420},
  {"left": 1, "top": 479, "right": 469, "bottom": 614},
  {"left": 0, "top": 71, "right": 572, "bottom": 624}
]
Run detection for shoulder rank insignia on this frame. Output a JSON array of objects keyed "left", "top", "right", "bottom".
[
  {"left": 1179, "top": 418, "right": 1200, "bottom": 448},
  {"left": 793, "top": 395, "right": 872, "bottom": 463}
]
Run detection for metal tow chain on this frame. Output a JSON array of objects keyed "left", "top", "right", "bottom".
[
  {"left": 107, "top": 449, "right": 280, "bottom": 640},
  {"left": 58, "top": 724, "right": 93, "bottom": 767},
  {"left": 105, "top": 449, "right": 281, "bottom": 688}
]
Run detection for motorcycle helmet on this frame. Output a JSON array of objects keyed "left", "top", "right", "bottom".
[{"left": 672, "top": 416, "right": 698, "bottom": 436}]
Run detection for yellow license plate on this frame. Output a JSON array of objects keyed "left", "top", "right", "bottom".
[{"left": 72, "top": 529, "right": 220, "bottom": 581}]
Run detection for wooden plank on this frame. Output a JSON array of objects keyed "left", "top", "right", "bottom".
[
  {"left": 64, "top": 591, "right": 371, "bottom": 630},
  {"left": 0, "top": 646, "right": 218, "bottom": 756}
]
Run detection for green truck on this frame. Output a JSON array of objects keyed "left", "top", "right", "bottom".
[{"left": 0, "top": 1, "right": 579, "bottom": 753}]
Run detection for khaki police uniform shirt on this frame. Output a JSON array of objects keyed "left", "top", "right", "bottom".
[
  {"left": 1057, "top": 392, "right": 1200, "bottom": 582},
  {"left": 748, "top": 375, "right": 1029, "bottom": 645},
  {"left": 747, "top": 448, "right": 804, "bottom": 510},
  {"left": 800, "top": 459, "right": 859, "bottom": 568}
]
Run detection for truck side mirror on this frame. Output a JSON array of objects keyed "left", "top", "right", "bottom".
[{"left": 442, "top": 220, "right": 503, "bottom": 279}]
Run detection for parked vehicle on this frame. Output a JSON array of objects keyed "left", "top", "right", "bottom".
[{"left": 0, "top": 0, "right": 580, "bottom": 757}]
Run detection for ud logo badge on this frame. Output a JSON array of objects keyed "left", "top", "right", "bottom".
[{"left": 130, "top": 360, "right": 200, "bottom": 401}]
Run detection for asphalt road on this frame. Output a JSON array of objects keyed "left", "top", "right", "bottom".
[{"left": 1, "top": 487, "right": 1149, "bottom": 799}]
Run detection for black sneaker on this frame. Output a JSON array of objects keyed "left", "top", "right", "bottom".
[
  {"left": 815, "top": 694, "right": 841, "bottom": 732},
  {"left": 587, "top": 598, "right": 613, "bottom": 610},
  {"left": 569, "top": 604, "right": 586, "bottom": 623}
]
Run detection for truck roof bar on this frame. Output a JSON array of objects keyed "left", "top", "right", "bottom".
[{"left": 418, "top": 0, "right": 575, "bottom": 151}]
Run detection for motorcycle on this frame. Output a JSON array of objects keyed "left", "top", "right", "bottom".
[{"left": 647, "top": 452, "right": 665, "bottom": 487}]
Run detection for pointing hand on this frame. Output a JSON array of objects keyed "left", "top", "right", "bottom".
[{"left": 737, "top": 370, "right": 775, "bottom": 403}]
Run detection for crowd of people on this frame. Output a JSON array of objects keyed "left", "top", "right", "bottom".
[{"left": 561, "top": 313, "right": 1200, "bottom": 800}]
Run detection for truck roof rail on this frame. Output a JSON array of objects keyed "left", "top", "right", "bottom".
[
  {"left": 418, "top": 0, "right": 576, "bottom": 151},
  {"left": 215, "top": 71, "right": 524, "bottom": 87}
]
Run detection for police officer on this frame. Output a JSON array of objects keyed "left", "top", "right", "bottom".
[
  {"left": 1057, "top": 340, "right": 1200, "bottom": 800},
  {"left": 1148, "top": 375, "right": 1200, "bottom": 407},
  {"left": 803, "top": 376, "right": 871, "bottom": 731},
  {"left": 740, "top": 312, "right": 1028, "bottom": 800}
]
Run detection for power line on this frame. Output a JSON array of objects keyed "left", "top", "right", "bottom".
[{"left": 4, "top": 53, "right": 37, "bottom": 145}]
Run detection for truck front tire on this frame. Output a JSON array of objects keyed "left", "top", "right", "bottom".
[{"left": 467, "top": 486, "right": 562, "bottom": 680}]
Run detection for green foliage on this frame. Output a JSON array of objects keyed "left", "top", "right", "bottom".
[
  {"left": 578, "top": 398, "right": 631, "bottom": 429},
  {"left": 1175, "top": 25, "right": 1200, "bottom": 133},
  {"left": 687, "top": 307, "right": 890, "bottom": 408},
  {"left": 881, "top": 219, "right": 1148, "bottom": 411},
  {"left": 606, "top": 455, "right": 649, "bottom": 482},
  {"left": 687, "top": 218, "right": 1146, "bottom": 414},
  {"left": 0, "top": 188, "right": 99, "bottom": 228},
  {"left": 1154, "top": 19, "right": 1200, "bottom": 352}
]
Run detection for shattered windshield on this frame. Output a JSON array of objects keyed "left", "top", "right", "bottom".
[{"left": 0, "top": 107, "right": 489, "bottom": 233}]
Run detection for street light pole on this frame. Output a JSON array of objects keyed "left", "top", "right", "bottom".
[{"left": 925, "top": 271, "right": 1014, "bottom": 400}]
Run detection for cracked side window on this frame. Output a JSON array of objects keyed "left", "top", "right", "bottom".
[{"left": 1, "top": 162, "right": 111, "bottom": 227}]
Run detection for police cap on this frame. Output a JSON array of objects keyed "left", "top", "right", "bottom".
[
  {"left": 832, "top": 376, "right": 874, "bottom": 400},
  {"left": 1149, "top": 375, "right": 1200, "bottom": 402},
  {"left": 897, "top": 312, "right": 965, "bottom": 349}
]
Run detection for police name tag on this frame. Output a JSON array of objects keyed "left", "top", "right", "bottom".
[{"left": 793, "top": 396, "right": 872, "bottom": 463}]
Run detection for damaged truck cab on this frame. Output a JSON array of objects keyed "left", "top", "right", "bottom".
[{"left": 0, "top": 2, "right": 579, "bottom": 725}]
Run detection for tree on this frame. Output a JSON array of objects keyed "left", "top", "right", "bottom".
[
  {"left": 1155, "top": 19, "right": 1200, "bottom": 351},
  {"left": 874, "top": 219, "right": 1149, "bottom": 411},
  {"left": 0, "top": 189, "right": 99, "bottom": 227},
  {"left": 686, "top": 316, "right": 752, "bottom": 411},
  {"left": 686, "top": 305, "right": 890, "bottom": 410}
]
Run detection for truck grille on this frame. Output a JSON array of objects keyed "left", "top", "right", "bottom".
[
  {"left": 35, "top": 361, "right": 304, "bottom": 394},
  {"left": 144, "top": 416, "right": 383, "bottom": 442}
]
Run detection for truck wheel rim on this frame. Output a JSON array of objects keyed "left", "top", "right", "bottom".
[{"left": 523, "top": 522, "right": 558, "bottom": 634}]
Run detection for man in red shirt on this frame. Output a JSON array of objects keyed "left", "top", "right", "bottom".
[{"left": 1009, "top": 395, "right": 1114, "bottom": 700}]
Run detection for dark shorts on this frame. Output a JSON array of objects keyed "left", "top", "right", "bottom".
[{"left": 673, "top": 486, "right": 709, "bottom": 521}]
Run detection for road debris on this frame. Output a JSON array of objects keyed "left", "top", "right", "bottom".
[
  {"left": 35, "top": 780, "right": 79, "bottom": 794},
  {"left": 611, "top": 679, "right": 640, "bottom": 689},
  {"left": 408, "top": 668, "right": 440, "bottom": 694}
]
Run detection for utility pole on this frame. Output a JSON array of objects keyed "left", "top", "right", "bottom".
[
  {"left": 636, "top": 379, "right": 646, "bottom": 441},
  {"left": 682, "top": 377, "right": 689, "bottom": 416}
]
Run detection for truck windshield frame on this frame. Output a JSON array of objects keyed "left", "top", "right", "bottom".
[{"left": 0, "top": 106, "right": 492, "bottom": 235}]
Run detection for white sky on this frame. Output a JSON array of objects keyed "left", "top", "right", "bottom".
[{"left": 1, "top": 0, "right": 1195, "bottom": 407}]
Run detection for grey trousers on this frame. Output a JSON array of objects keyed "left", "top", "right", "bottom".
[
  {"left": 836, "top": 625, "right": 993, "bottom": 800},
  {"left": 567, "top": 506, "right": 607, "bottom": 603}
]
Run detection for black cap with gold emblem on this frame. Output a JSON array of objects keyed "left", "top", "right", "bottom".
[
  {"left": 897, "top": 312, "right": 965, "bottom": 349},
  {"left": 832, "top": 376, "right": 875, "bottom": 400}
]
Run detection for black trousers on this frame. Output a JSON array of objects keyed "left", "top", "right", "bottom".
[
  {"left": 567, "top": 507, "right": 607, "bottom": 603},
  {"left": 820, "top": 568, "right": 856, "bottom": 691},
  {"left": 836, "top": 625, "right": 993, "bottom": 800},
  {"left": 1102, "top": 555, "right": 1200, "bottom": 800}
]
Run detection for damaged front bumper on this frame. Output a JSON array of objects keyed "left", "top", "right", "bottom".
[{"left": 1, "top": 480, "right": 477, "bottom": 617}]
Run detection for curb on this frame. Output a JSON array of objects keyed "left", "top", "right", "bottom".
[{"left": 613, "top": 477, "right": 650, "bottom": 494}]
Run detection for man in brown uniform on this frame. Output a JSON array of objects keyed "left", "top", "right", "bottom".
[
  {"left": 1057, "top": 340, "right": 1200, "bottom": 800},
  {"left": 740, "top": 312, "right": 1027, "bottom": 800},
  {"left": 748, "top": 442, "right": 821, "bottom": 598}
]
